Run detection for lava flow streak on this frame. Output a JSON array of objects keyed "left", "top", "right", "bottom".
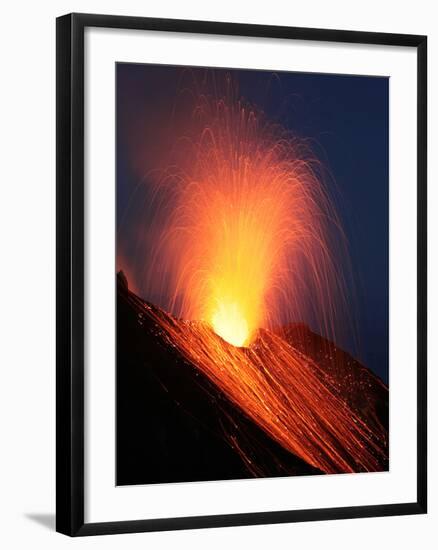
[
  {"left": 142, "top": 303, "right": 387, "bottom": 474},
  {"left": 131, "top": 76, "right": 386, "bottom": 473}
]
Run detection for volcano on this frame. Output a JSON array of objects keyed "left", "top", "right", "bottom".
[{"left": 116, "top": 271, "right": 388, "bottom": 485}]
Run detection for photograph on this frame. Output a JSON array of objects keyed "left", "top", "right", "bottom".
[
  {"left": 0, "top": 3, "right": 431, "bottom": 547},
  {"left": 115, "top": 64, "right": 389, "bottom": 486}
]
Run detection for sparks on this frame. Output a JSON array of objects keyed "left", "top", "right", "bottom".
[{"left": 145, "top": 80, "right": 351, "bottom": 349}]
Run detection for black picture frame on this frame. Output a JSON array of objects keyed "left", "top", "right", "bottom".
[{"left": 56, "top": 12, "right": 427, "bottom": 536}]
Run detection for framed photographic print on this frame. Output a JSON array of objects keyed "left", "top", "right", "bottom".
[{"left": 56, "top": 13, "right": 427, "bottom": 536}]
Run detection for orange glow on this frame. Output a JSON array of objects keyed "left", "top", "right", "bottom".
[
  {"left": 146, "top": 84, "right": 351, "bottom": 349},
  {"left": 211, "top": 301, "right": 249, "bottom": 347},
  {"left": 139, "top": 303, "right": 387, "bottom": 474}
]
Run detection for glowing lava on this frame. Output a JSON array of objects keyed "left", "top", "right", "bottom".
[
  {"left": 211, "top": 301, "right": 249, "bottom": 347},
  {"left": 133, "top": 294, "right": 388, "bottom": 474},
  {"left": 144, "top": 78, "right": 352, "bottom": 351}
]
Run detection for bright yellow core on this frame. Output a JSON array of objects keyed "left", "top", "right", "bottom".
[{"left": 211, "top": 301, "right": 249, "bottom": 347}]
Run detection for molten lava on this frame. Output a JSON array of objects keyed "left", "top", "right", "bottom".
[
  {"left": 211, "top": 301, "right": 249, "bottom": 347},
  {"left": 145, "top": 81, "right": 351, "bottom": 350},
  {"left": 139, "top": 300, "right": 387, "bottom": 474}
]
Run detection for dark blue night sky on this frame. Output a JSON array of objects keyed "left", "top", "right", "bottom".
[{"left": 117, "top": 64, "right": 388, "bottom": 383}]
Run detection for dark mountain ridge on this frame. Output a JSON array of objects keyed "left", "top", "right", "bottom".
[{"left": 117, "top": 271, "right": 388, "bottom": 485}]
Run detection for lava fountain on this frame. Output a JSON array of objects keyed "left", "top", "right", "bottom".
[{"left": 145, "top": 79, "right": 351, "bottom": 349}]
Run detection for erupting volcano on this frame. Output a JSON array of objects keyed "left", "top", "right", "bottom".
[
  {"left": 116, "top": 68, "right": 389, "bottom": 485},
  {"left": 145, "top": 82, "right": 351, "bottom": 351}
]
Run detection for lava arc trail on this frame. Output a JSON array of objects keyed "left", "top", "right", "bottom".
[
  {"left": 143, "top": 78, "right": 353, "bottom": 350},
  {"left": 142, "top": 302, "right": 387, "bottom": 474}
]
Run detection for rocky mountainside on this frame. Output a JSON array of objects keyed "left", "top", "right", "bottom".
[
  {"left": 277, "top": 324, "right": 388, "bottom": 436},
  {"left": 116, "top": 271, "right": 388, "bottom": 485},
  {"left": 117, "top": 272, "right": 322, "bottom": 485}
]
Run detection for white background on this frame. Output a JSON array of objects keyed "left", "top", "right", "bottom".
[
  {"left": 0, "top": 0, "right": 435, "bottom": 548},
  {"left": 85, "top": 27, "right": 418, "bottom": 523}
]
